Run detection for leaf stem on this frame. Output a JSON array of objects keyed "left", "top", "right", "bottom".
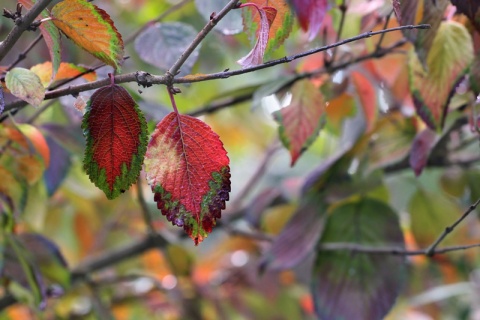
[{"left": 168, "top": 87, "right": 179, "bottom": 114}]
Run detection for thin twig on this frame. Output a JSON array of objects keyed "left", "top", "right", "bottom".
[
  {"left": 166, "top": 0, "right": 239, "bottom": 80},
  {"left": 375, "top": 10, "right": 393, "bottom": 52},
  {"left": 5, "top": 34, "right": 43, "bottom": 71},
  {"left": 426, "top": 198, "right": 480, "bottom": 256},
  {"left": 318, "top": 242, "right": 480, "bottom": 255},
  {"left": 124, "top": 0, "right": 192, "bottom": 45},
  {"left": 3, "top": 24, "right": 425, "bottom": 114},
  {"left": 0, "top": 0, "right": 53, "bottom": 62},
  {"left": 327, "top": 1, "right": 347, "bottom": 67}
]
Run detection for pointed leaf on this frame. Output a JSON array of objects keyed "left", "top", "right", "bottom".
[
  {"left": 144, "top": 112, "right": 230, "bottom": 245},
  {"left": 51, "top": 0, "right": 124, "bottom": 71},
  {"left": 237, "top": 6, "right": 277, "bottom": 68},
  {"left": 82, "top": 84, "right": 148, "bottom": 199},
  {"left": 273, "top": 79, "right": 325, "bottom": 166},
  {"left": 242, "top": 0, "right": 293, "bottom": 58},
  {"left": 18, "top": 0, "right": 61, "bottom": 82},
  {"left": 313, "top": 198, "right": 405, "bottom": 320},
  {"left": 409, "top": 128, "right": 438, "bottom": 176},
  {"left": 5, "top": 68, "right": 45, "bottom": 107},
  {"left": 408, "top": 21, "right": 473, "bottom": 130},
  {"left": 31, "top": 62, "right": 96, "bottom": 88},
  {"left": 134, "top": 22, "right": 200, "bottom": 75},
  {"left": 290, "top": 0, "right": 329, "bottom": 40}
]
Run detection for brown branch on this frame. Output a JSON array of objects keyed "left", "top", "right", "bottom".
[
  {"left": 2, "top": 23, "right": 428, "bottom": 114},
  {"left": 5, "top": 34, "right": 42, "bottom": 71},
  {"left": 0, "top": 0, "right": 52, "bottom": 62}
]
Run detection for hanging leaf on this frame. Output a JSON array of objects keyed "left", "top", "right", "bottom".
[
  {"left": 273, "top": 79, "right": 325, "bottom": 166},
  {"left": 237, "top": 5, "right": 277, "bottom": 68},
  {"left": 5, "top": 68, "right": 45, "bottom": 107},
  {"left": 290, "top": 0, "right": 329, "bottom": 41},
  {"left": 31, "top": 62, "right": 96, "bottom": 88},
  {"left": 51, "top": 0, "right": 124, "bottom": 71},
  {"left": 134, "top": 22, "right": 200, "bottom": 75},
  {"left": 242, "top": 0, "right": 293, "bottom": 58},
  {"left": 18, "top": 0, "right": 61, "bottom": 82},
  {"left": 312, "top": 198, "right": 405, "bottom": 320},
  {"left": 408, "top": 21, "right": 473, "bottom": 130},
  {"left": 82, "top": 84, "right": 148, "bottom": 199},
  {"left": 409, "top": 128, "right": 438, "bottom": 176},
  {"left": 144, "top": 112, "right": 230, "bottom": 245}
]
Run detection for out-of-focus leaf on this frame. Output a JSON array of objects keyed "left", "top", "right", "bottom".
[
  {"left": 252, "top": 75, "right": 296, "bottom": 109},
  {"left": 245, "top": 187, "right": 286, "bottom": 228},
  {"left": 290, "top": 0, "right": 329, "bottom": 40},
  {"left": 470, "top": 55, "right": 480, "bottom": 95},
  {"left": 134, "top": 22, "right": 199, "bottom": 75},
  {"left": 273, "top": 79, "right": 325, "bottom": 165},
  {"left": 367, "top": 112, "right": 418, "bottom": 170},
  {"left": 3, "top": 235, "right": 46, "bottom": 309},
  {"left": 451, "top": 0, "right": 480, "bottom": 32},
  {"left": 242, "top": 0, "right": 293, "bottom": 58},
  {"left": 144, "top": 112, "right": 230, "bottom": 245},
  {"left": 40, "top": 123, "right": 84, "bottom": 154},
  {"left": 82, "top": 84, "right": 148, "bottom": 199},
  {"left": 166, "top": 244, "right": 194, "bottom": 277},
  {"left": 18, "top": 0, "right": 61, "bottom": 82},
  {"left": 30, "top": 62, "right": 96, "bottom": 88},
  {"left": 312, "top": 198, "right": 405, "bottom": 320},
  {"left": 195, "top": 0, "right": 243, "bottom": 35},
  {"left": 238, "top": 5, "right": 277, "bottom": 68},
  {"left": 324, "top": 92, "right": 355, "bottom": 135},
  {"left": 5, "top": 68, "right": 45, "bottom": 107},
  {"left": 409, "top": 188, "right": 463, "bottom": 247},
  {"left": 440, "top": 167, "right": 467, "bottom": 198},
  {"left": 43, "top": 136, "right": 71, "bottom": 196},
  {"left": 17, "top": 233, "right": 70, "bottom": 288},
  {"left": 409, "top": 128, "right": 438, "bottom": 176},
  {"left": 351, "top": 71, "right": 376, "bottom": 132},
  {"left": 408, "top": 21, "right": 473, "bottom": 130},
  {"left": 399, "top": 0, "right": 448, "bottom": 66},
  {"left": 51, "top": 0, "right": 124, "bottom": 71},
  {"left": 0, "top": 166, "right": 27, "bottom": 215},
  {"left": 0, "top": 86, "right": 4, "bottom": 115}
]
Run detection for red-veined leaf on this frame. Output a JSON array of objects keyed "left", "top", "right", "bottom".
[
  {"left": 242, "top": 0, "right": 293, "bottom": 58},
  {"left": 290, "top": 0, "right": 329, "bottom": 41},
  {"left": 408, "top": 21, "right": 473, "bottom": 130},
  {"left": 18, "top": 0, "right": 61, "bottom": 82},
  {"left": 237, "top": 5, "right": 277, "bottom": 68},
  {"left": 313, "top": 198, "right": 405, "bottom": 320},
  {"left": 51, "top": 0, "right": 124, "bottom": 71},
  {"left": 273, "top": 79, "right": 325, "bottom": 166},
  {"left": 351, "top": 71, "right": 376, "bottom": 132},
  {"left": 30, "top": 62, "right": 96, "bottom": 88},
  {"left": 144, "top": 112, "right": 230, "bottom": 245},
  {"left": 5, "top": 68, "right": 45, "bottom": 107},
  {"left": 409, "top": 128, "right": 438, "bottom": 176},
  {"left": 82, "top": 84, "right": 148, "bottom": 199}
]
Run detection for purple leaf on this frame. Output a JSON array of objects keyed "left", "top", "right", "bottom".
[{"left": 409, "top": 128, "right": 438, "bottom": 176}]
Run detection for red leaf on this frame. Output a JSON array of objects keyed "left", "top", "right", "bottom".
[
  {"left": 290, "top": 0, "right": 329, "bottom": 40},
  {"left": 409, "top": 128, "right": 438, "bottom": 176},
  {"left": 144, "top": 112, "right": 230, "bottom": 245},
  {"left": 237, "top": 6, "right": 277, "bottom": 68},
  {"left": 273, "top": 80, "right": 325, "bottom": 166},
  {"left": 82, "top": 84, "right": 148, "bottom": 199},
  {"left": 351, "top": 71, "right": 376, "bottom": 132}
]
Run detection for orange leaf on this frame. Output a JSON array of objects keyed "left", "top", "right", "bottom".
[
  {"left": 31, "top": 62, "right": 97, "bottom": 87},
  {"left": 351, "top": 71, "right": 376, "bottom": 132},
  {"left": 51, "top": 0, "right": 124, "bottom": 70}
]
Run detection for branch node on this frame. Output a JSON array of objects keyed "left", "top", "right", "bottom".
[{"left": 135, "top": 71, "right": 153, "bottom": 88}]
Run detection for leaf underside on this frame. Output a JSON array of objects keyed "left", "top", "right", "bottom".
[{"left": 144, "top": 112, "right": 230, "bottom": 245}]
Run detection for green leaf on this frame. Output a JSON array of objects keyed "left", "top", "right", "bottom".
[
  {"left": 313, "top": 198, "right": 406, "bottom": 320},
  {"left": 408, "top": 21, "right": 473, "bottom": 130},
  {"left": 5, "top": 68, "right": 45, "bottom": 107}
]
